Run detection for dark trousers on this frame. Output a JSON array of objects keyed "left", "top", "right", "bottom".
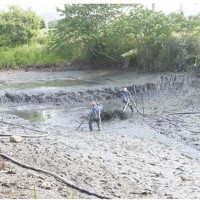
[
  {"left": 122, "top": 101, "right": 134, "bottom": 112},
  {"left": 89, "top": 118, "right": 101, "bottom": 131}
]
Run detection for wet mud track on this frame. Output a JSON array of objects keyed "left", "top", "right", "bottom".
[{"left": 1, "top": 69, "right": 200, "bottom": 198}]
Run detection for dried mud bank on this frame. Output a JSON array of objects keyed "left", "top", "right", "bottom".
[
  {"left": 1, "top": 70, "right": 200, "bottom": 199},
  {"left": 0, "top": 72, "right": 199, "bottom": 106}
]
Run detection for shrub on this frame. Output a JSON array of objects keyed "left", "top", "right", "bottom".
[{"left": 159, "top": 34, "right": 200, "bottom": 71}]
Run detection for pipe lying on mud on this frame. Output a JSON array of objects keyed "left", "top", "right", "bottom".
[
  {"left": 0, "top": 153, "right": 111, "bottom": 199},
  {"left": 0, "top": 133, "right": 49, "bottom": 138},
  {"left": 0, "top": 120, "right": 48, "bottom": 134},
  {"left": 165, "top": 112, "right": 200, "bottom": 115},
  {"left": 130, "top": 99, "right": 145, "bottom": 116}
]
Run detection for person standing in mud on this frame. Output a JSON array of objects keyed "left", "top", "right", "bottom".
[
  {"left": 89, "top": 102, "right": 102, "bottom": 131},
  {"left": 121, "top": 87, "right": 134, "bottom": 112}
]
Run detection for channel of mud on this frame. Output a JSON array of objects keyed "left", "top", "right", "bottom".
[{"left": 1, "top": 70, "right": 200, "bottom": 198}]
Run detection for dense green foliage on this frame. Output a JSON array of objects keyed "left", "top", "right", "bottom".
[
  {"left": 49, "top": 4, "right": 128, "bottom": 65},
  {"left": 117, "top": 5, "right": 173, "bottom": 69},
  {"left": 1, "top": 4, "right": 200, "bottom": 71},
  {"left": 0, "top": 6, "right": 67, "bottom": 69},
  {"left": 49, "top": 4, "right": 200, "bottom": 70},
  {"left": 0, "top": 5, "right": 45, "bottom": 47}
]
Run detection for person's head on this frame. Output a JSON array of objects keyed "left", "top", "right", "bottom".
[
  {"left": 123, "top": 87, "right": 127, "bottom": 92},
  {"left": 91, "top": 101, "right": 96, "bottom": 106}
]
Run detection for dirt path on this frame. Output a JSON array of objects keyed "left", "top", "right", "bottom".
[{"left": 1, "top": 69, "right": 200, "bottom": 198}]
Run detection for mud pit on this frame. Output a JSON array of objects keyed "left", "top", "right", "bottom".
[{"left": 1, "top": 69, "right": 200, "bottom": 198}]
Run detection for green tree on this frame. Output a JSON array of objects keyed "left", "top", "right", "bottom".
[
  {"left": 0, "top": 5, "right": 45, "bottom": 47},
  {"left": 49, "top": 4, "right": 127, "bottom": 66},
  {"left": 161, "top": 13, "right": 200, "bottom": 70},
  {"left": 120, "top": 5, "right": 173, "bottom": 69},
  {"left": 168, "top": 12, "right": 200, "bottom": 36},
  {"left": 49, "top": 4, "right": 200, "bottom": 70}
]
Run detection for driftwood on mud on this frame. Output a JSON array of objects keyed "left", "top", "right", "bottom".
[{"left": 0, "top": 153, "right": 111, "bottom": 199}]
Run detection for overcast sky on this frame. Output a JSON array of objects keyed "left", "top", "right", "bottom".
[
  {"left": 1, "top": 0, "right": 200, "bottom": 17},
  {"left": 0, "top": 0, "right": 65, "bottom": 15}
]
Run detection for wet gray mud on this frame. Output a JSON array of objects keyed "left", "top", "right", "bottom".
[{"left": 1, "top": 69, "right": 200, "bottom": 198}]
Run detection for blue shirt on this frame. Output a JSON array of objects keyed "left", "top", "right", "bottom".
[
  {"left": 90, "top": 105, "right": 101, "bottom": 119},
  {"left": 121, "top": 90, "right": 131, "bottom": 102}
]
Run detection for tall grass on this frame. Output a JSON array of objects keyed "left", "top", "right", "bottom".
[{"left": 0, "top": 43, "right": 68, "bottom": 69}]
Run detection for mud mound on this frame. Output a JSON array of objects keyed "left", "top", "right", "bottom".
[{"left": 101, "top": 110, "right": 128, "bottom": 121}]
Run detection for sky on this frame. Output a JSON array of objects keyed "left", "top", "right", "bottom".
[{"left": 1, "top": 0, "right": 200, "bottom": 21}]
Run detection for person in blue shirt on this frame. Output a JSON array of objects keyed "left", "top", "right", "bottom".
[
  {"left": 89, "top": 102, "right": 102, "bottom": 131},
  {"left": 121, "top": 88, "right": 134, "bottom": 112}
]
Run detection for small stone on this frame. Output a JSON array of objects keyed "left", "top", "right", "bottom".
[
  {"left": 181, "top": 175, "right": 196, "bottom": 181},
  {"left": 40, "top": 181, "right": 52, "bottom": 189},
  {"left": 10, "top": 135, "right": 24, "bottom": 143}
]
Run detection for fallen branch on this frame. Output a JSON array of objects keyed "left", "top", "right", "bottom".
[
  {"left": 131, "top": 191, "right": 151, "bottom": 195},
  {"left": 0, "top": 153, "right": 111, "bottom": 199}
]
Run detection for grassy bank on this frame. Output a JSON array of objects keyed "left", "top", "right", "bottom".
[{"left": 0, "top": 43, "right": 68, "bottom": 69}]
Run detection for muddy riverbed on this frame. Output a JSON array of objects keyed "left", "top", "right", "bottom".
[{"left": 1, "top": 69, "right": 200, "bottom": 199}]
